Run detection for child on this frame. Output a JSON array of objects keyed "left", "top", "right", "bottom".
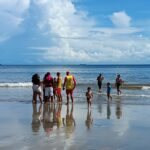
[
  {"left": 32, "top": 73, "right": 42, "bottom": 103},
  {"left": 107, "top": 82, "right": 112, "bottom": 100},
  {"left": 86, "top": 87, "right": 93, "bottom": 108}
]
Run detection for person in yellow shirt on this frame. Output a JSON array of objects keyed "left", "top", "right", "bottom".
[
  {"left": 56, "top": 72, "right": 62, "bottom": 102},
  {"left": 63, "top": 71, "right": 76, "bottom": 105}
]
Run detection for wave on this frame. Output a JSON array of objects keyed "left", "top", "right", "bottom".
[
  {"left": 0, "top": 82, "right": 32, "bottom": 87},
  {"left": 0, "top": 82, "right": 150, "bottom": 90},
  {"left": 142, "top": 86, "right": 150, "bottom": 90},
  {"left": 96, "top": 92, "right": 150, "bottom": 98}
]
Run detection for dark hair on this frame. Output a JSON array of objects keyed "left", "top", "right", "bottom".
[
  {"left": 107, "top": 82, "right": 110, "bottom": 86},
  {"left": 32, "top": 73, "right": 40, "bottom": 84},
  {"left": 57, "top": 72, "right": 60, "bottom": 76},
  {"left": 87, "top": 87, "right": 91, "bottom": 90},
  {"left": 47, "top": 72, "right": 50, "bottom": 75}
]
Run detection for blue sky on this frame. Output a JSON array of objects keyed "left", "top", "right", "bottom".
[{"left": 0, "top": 0, "right": 150, "bottom": 64}]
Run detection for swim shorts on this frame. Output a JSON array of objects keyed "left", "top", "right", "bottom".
[
  {"left": 66, "top": 89, "right": 73, "bottom": 95},
  {"left": 32, "top": 84, "right": 42, "bottom": 93},
  {"left": 57, "top": 88, "right": 62, "bottom": 95},
  {"left": 45, "top": 87, "right": 53, "bottom": 97}
]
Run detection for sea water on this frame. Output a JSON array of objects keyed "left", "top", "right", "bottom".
[
  {"left": 0, "top": 65, "right": 150, "bottom": 104},
  {"left": 1, "top": 65, "right": 150, "bottom": 150}
]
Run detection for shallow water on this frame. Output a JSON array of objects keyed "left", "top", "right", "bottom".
[
  {"left": 0, "top": 65, "right": 150, "bottom": 150},
  {"left": 0, "top": 101, "right": 150, "bottom": 150}
]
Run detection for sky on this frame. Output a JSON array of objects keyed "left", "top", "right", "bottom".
[{"left": 0, "top": 0, "right": 150, "bottom": 64}]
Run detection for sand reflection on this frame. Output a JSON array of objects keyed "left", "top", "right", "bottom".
[
  {"left": 63, "top": 104, "right": 76, "bottom": 138},
  {"left": 31, "top": 103, "right": 43, "bottom": 132}
]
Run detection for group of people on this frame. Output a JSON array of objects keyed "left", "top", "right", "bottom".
[
  {"left": 32, "top": 71, "right": 124, "bottom": 108},
  {"left": 97, "top": 74, "right": 124, "bottom": 97},
  {"left": 86, "top": 74, "right": 124, "bottom": 108},
  {"left": 32, "top": 71, "right": 76, "bottom": 104}
]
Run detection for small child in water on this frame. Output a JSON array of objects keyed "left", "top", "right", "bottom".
[
  {"left": 86, "top": 87, "right": 93, "bottom": 108},
  {"left": 107, "top": 82, "right": 112, "bottom": 100}
]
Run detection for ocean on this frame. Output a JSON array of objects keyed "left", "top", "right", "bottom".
[{"left": 0, "top": 65, "right": 150, "bottom": 104}]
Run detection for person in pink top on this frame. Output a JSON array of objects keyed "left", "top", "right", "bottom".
[{"left": 43, "top": 72, "right": 54, "bottom": 103}]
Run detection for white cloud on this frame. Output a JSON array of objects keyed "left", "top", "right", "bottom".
[
  {"left": 110, "top": 11, "right": 131, "bottom": 28},
  {"left": 30, "top": 0, "right": 149, "bottom": 64},
  {"left": 0, "top": 0, "right": 30, "bottom": 42},
  {"left": 1, "top": 0, "right": 150, "bottom": 64}
]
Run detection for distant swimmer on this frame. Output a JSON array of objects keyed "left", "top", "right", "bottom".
[
  {"left": 115, "top": 74, "right": 124, "bottom": 95},
  {"left": 63, "top": 71, "right": 76, "bottom": 105},
  {"left": 106, "top": 82, "right": 112, "bottom": 100},
  {"left": 32, "top": 73, "right": 42, "bottom": 103},
  {"left": 97, "top": 74, "right": 104, "bottom": 93}
]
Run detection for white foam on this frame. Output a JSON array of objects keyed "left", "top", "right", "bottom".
[
  {"left": 96, "top": 92, "right": 150, "bottom": 98},
  {"left": 142, "top": 86, "right": 150, "bottom": 90},
  {"left": 0, "top": 82, "right": 32, "bottom": 87}
]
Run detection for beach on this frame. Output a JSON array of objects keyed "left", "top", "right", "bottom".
[
  {"left": 0, "top": 65, "right": 150, "bottom": 150},
  {"left": 0, "top": 95, "right": 150, "bottom": 150}
]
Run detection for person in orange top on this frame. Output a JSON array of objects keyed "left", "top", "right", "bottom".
[
  {"left": 63, "top": 71, "right": 76, "bottom": 105},
  {"left": 56, "top": 72, "right": 62, "bottom": 102}
]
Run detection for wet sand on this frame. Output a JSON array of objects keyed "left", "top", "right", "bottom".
[{"left": 0, "top": 98, "right": 150, "bottom": 150}]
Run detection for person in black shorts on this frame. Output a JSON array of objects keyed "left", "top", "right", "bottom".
[
  {"left": 97, "top": 74, "right": 104, "bottom": 93},
  {"left": 115, "top": 74, "right": 124, "bottom": 95}
]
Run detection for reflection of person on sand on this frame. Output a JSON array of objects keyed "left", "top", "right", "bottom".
[
  {"left": 107, "top": 100, "right": 111, "bottom": 119},
  {"left": 56, "top": 103, "right": 62, "bottom": 128},
  {"left": 31, "top": 103, "right": 42, "bottom": 132},
  {"left": 42, "top": 103, "right": 54, "bottom": 136},
  {"left": 63, "top": 104, "right": 76, "bottom": 136},
  {"left": 115, "top": 74, "right": 124, "bottom": 95},
  {"left": 115, "top": 100, "right": 122, "bottom": 119},
  {"left": 97, "top": 74, "right": 104, "bottom": 93},
  {"left": 85, "top": 109, "right": 93, "bottom": 129}
]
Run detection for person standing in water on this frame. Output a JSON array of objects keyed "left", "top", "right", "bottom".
[
  {"left": 106, "top": 82, "right": 112, "bottom": 100},
  {"left": 56, "top": 72, "right": 63, "bottom": 102},
  {"left": 97, "top": 74, "right": 104, "bottom": 93},
  {"left": 32, "top": 73, "right": 42, "bottom": 103},
  {"left": 86, "top": 87, "right": 93, "bottom": 108},
  {"left": 63, "top": 71, "right": 76, "bottom": 105},
  {"left": 115, "top": 74, "right": 124, "bottom": 95}
]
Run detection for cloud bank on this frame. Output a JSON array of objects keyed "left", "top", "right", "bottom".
[{"left": 1, "top": 0, "right": 150, "bottom": 64}]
